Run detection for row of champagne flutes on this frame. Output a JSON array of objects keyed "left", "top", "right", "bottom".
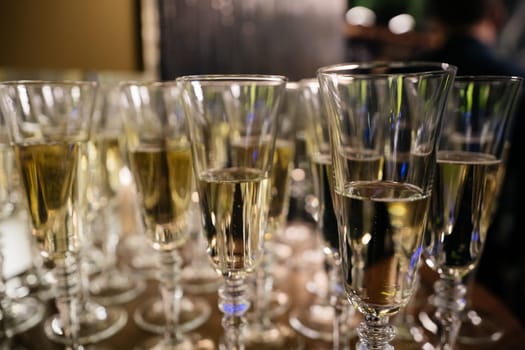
[
  {"left": 0, "top": 77, "right": 298, "bottom": 350},
  {"left": 312, "top": 63, "right": 522, "bottom": 350},
  {"left": 0, "top": 62, "right": 522, "bottom": 350}
]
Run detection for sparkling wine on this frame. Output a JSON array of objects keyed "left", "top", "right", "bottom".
[
  {"left": 129, "top": 145, "right": 193, "bottom": 251},
  {"left": 267, "top": 139, "right": 294, "bottom": 236},
  {"left": 198, "top": 167, "right": 269, "bottom": 276},
  {"left": 91, "top": 135, "right": 125, "bottom": 198},
  {"left": 313, "top": 148, "right": 383, "bottom": 256},
  {"left": 15, "top": 142, "right": 81, "bottom": 260},
  {"left": 335, "top": 181, "right": 429, "bottom": 317},
  {"left": 340, "top": 147, "right": 384, "bottom": 182},
  {"left": 424, "top": 151, "right": 500, "bottom": 278},
  {"left": 310, "top": 153, "right": 339, "bottom": 255}
]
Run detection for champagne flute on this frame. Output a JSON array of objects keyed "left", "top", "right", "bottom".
[
  {"left": 290, "top": 78, "right": 357, "bottom": 349},
  {"left": 318, "top": 61, "right": 456, "bottom": 350},
  {"left": 0, "top": 80, "right": 98, "bottom": 349},
  {"left": 88, "top": 83, "right": 146, "bottom": 305},
  {"left": 419, "top": 75, "right": 522, "bottom": 349},
  {"left": 179, "top": 74, "right": 287, "bottom": 350},
  {"left": 126, "top": 83, "right": 212, "bottom": 338},
  {"left": 243, "top": 81, "right": 302, "bottom": 349},
  {"left": 41, "top": 85, "right": 128, "bottom": 347},
  {"left": 122, "top": 81, "right": 212, "bottom": 350},
  {"left": 0, "top": 118, "right": 44, "bottom": 349}
]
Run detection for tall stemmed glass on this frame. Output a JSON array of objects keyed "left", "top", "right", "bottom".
[
  {"left": 291, "top": 78, "right": 356, "bottom": 349},
  {"left": 244, "top": 81, "right": 301, "bottom": 349},
  {"left": 179, "top": 74, "right": 287, "bottom": 350},
  {"left": 420, "top": 75, "right": 522, "bottom": 349},
  {"left": 128, "top": 83, "right": 212, "bottom": 337},
  {"left": 88, "top": 83, "right": 146, "bottom": 305},
  {"left": 122, "top": 81, "right": 211, "bottom": 350},
  {"left": 318, "top": 62, "right": 456, "bottom": 350},
  {"left": 0, "top": 80, "right": 97, "bottom": 349},
  {"left": 0, "top": 112, "right": 44, "bottom": 349}
]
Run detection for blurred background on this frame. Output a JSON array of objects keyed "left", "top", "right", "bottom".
[
  {"left": 1, "top": 0, "right": 523, "bottom": 80},
  {"left": 1, "top": 0, "right": 524, "bottom": 326}
]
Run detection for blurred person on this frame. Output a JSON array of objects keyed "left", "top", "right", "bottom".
[{"left": 416, "top": 0, "right": 525, "bottom": 325}]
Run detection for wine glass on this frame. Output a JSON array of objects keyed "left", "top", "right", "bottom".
[
  {"left": 0, "top": 118, "right": 44, "bottom": 349},
  {"left": 125, "top": 82, "right": 212, "bottom": 338},
  {"left": 179, "top": 74, "right": 287, "bottom": 350},
  {"left": 0, "top": 80, "right": 99, "bottom": 349},
  {"left": 243, "top": 81, "right": 302, "bottom": 349},
  {"left": 121, "top": 81, "right": 213, "bottom": 350},
  {"left": 318, "top": 61, "right": 456, "bottom": 350},
  {"left": 289, "top": 78, "right": 356, "bottom": 349},
  {"left": 419, "top": 75, "right": 522, "bottom": 349},
  {"left": 87, "top": 83, "right": 146, "bottom": 305},
  {"left": 40, "top": 85, "right": 129, "bottom": 347}
]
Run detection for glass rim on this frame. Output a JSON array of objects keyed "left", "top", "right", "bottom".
[
  {"left": 453, "top": 75, "right": 524, "bottom": 83},
  {"left": 317, "top": 61, "right": 457, "bottom": 78},
  {"left": 176, "top": 74, "right": 288, "bottom": 85},
  {"left": 118, "top": 80, "right": 178, "bottom": 89},
  {"left": 0, "top": 80, "right": 98, "bottom": 88}
]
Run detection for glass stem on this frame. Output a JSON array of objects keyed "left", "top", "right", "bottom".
[
  {"left": 102, "top": 201, "right": 120, "bottom": 277},
  {"left": 54, "top": 254, "right": 82, "bottom": 350},
  {"left": 253, "top": 241, "right": 274, "bottom": 328},
  {"left": 219, "top": 275, "right": 250, "bottom": 350},
  {"left": 158, "top": 250, "right": 184, "bottom": 346},
  {"left": 432, "top": 278, "right": 466, "bottom": 350},
  {"left": 78, "top": 246, "right": 94, "bottom": 314},
  {"left": 329, "top": 259, "right": 351, "bottom": 350},
  {"left": 356, "top": 314, "right": 395, "bottom": 350}
]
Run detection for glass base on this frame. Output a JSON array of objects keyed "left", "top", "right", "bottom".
[
  {"left": 418, "top": 303, "right": 503, "bottom": 345},
  {"left": 1, "top": 296, "right": 45, "bottom": 337},
  {"left": 457, "top": 309, "right": 504, "bottom": 344},
  {"left": 133, "top": 296, "right": 212, "bottom": 334},
  {"left": 243, "top": 322, "right": 305, "bottom": 350},
  {"left": 45, "top": 301, "right": 127, "bottom": 345},
  {"left": 288, "top": 301, "right": 334, "bottom": 341},
  {"left": 90, "top": 268, "right": 146, "bottom": 304},
  {"left": 134, "top": 335, "right": 216, "bottom": 350}
]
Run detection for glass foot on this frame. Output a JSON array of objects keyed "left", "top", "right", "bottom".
[
  {"left": 289, "top": 301, "right": 334, "bottom": 341},
  {"left": 133, "top": 296, "right": 211, "bottom": 334},
  {"left": 90, "top": 268, "right": 146, "bottom": 304},
  {"left": 45, "top": 301, "right": 127, "bottom": 345},
  {"left": 1, "top": 296, "right": 45, "bottom": 337},
  {"left": 134, "top": 334, "right": 216, "bottom": 350},
  {"left": 418, "top": 302, "right": 503, "bottom": 345},
  {"left": 457, "top": 309, "right": 504, "bottom": 344},
  {"left": 244, "top": 322, "right": 305, "bottom": 350}
]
